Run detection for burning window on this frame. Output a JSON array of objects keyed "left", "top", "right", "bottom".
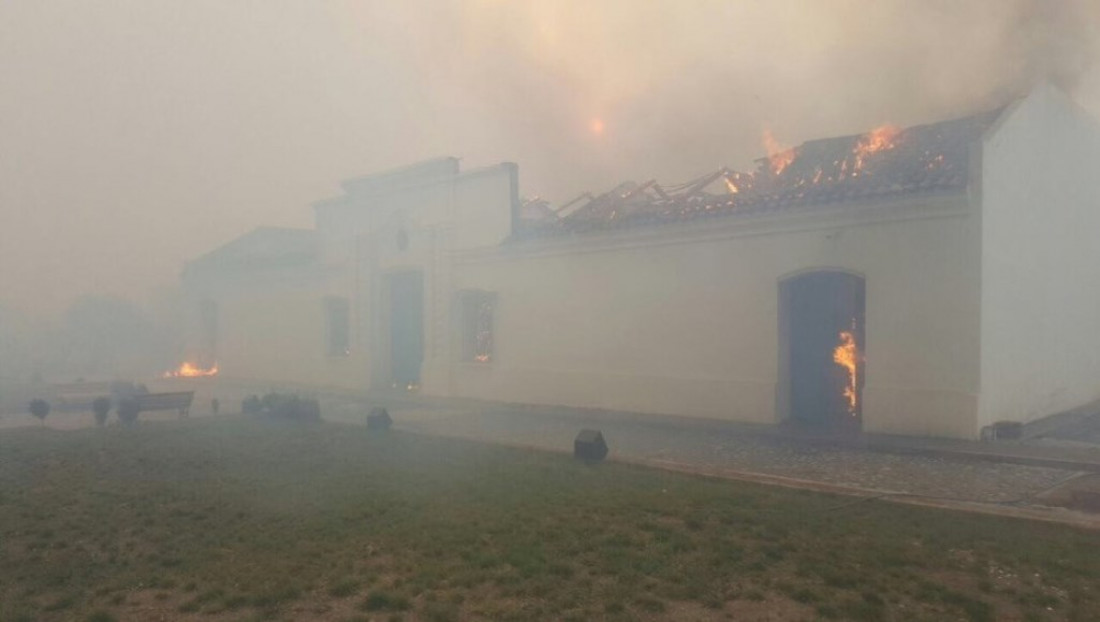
[
  {"left": 325, "top": 296, "right": 351, "bottom": 356},
  {"left": 460, "top": 290, "right": 494, "bottom": 363}
]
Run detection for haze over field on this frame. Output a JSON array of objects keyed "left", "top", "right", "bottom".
[
  {"left": 4, "top": 10, "right": 1100, "bottom": 622},
  {"left": 1, "top": 0, "right": 1099, "bottom": 319}
]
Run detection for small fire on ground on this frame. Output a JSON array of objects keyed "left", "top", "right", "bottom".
[
  {"left": 832, "top": 325, "right": 859, "bottom": 416},
  {"left": 163, "top": 362, "right": 219, "bottom": 378}
]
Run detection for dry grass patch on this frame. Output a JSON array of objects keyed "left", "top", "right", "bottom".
[{"left": 0, "top": 417, "right": 1098, "bottom": 621}]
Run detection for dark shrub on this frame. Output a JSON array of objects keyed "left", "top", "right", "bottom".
[
  {"left": 116, "top": 397, "right": 141, "bottom": 426},
  {"left": 258, "top": 393, "right": 321, "bottom": 423},
  {"left": 92, "top": 397, "right": 111, "bottom": 426},
  {"left": 260, "top": 392, "right": 281, "bottom": 412},
  {"left": 367, "top": 407, "right": 393, "bottom": 430},
  {"left": 29, "top": 399, "right": 50, "bottom": 422}
]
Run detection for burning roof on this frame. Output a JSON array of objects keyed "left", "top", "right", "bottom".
[{"left": 518, "top": 109, "right": 1002, "bottom": 238}]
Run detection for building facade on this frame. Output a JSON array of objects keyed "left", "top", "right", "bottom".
[{"left": 182, "top": 84, "right": 1100, "bottom": 439}]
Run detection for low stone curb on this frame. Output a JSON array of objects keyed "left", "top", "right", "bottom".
[{"left": 394, "top": 425, "right": 1100, "bottom": 531}]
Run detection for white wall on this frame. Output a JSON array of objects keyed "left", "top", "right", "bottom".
[
  {"left": 451, "top": 164, "right": 517, "bottom": 251},
  {"left": 310, "top": 160, "right": 517, "bottom": 392},
  {"left": 448, "top": 194, "right": 983, "bottom": 438},
  {"left": 979, "top": 84, "right": 1100, "bottom": 427},
  {"left": 313, "top": 162, "right": 516, "bottom": 256},
  {"left": 183, "top": 266, "right": 369, "bottom": 391},
  {"left": 182, "top": 156, "right": 999, "bottom": 438},
  {"left": 183, "top": 160, "right": 517, "bottom": 397}
]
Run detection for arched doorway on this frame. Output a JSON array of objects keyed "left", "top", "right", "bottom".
[{"left": 778, "top": 270, "right": 865, "bottom": 430}]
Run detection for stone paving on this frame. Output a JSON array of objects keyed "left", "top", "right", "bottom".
[
  {"left": 351, "top": 405, "right": 1084, "bottom": 505},
  {"left": 5, "top": 384, "right": 1090, "bottom": 508},
  {"left": 1042, "top": 412, "right": 1100, "bottom": 444}
]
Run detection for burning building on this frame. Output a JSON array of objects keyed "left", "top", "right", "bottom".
[{"left": 182, "top": 83, "right": 1100, "bottom": 439}]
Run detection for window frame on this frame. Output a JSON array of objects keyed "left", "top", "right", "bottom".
[
  {"left": 458, "top": 290, "right": 495, "bottom": 364},
  {"left": 324, "top": 295, "right": 351, "bottom": 357}
]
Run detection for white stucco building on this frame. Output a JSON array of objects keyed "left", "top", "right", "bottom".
[{"left": 182, "top": 84, "right": 1100, "bottom": 439}]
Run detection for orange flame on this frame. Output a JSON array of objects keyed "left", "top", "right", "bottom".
[
  {"left": 164, "top": 362, "right": 219, "bottom": 378},
  {"left": 852, "top": 125, "right": 902, "bottom": 171},
  {"left": 762, "top": 127, "right": 796, "bottom": 176},
  {"left": 833, "top": 328, "right": 859, "bottom": 415}
]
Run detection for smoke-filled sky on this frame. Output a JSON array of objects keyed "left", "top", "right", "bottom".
[{"left": 2, "top": 0, "right": 1099, "bottom": 317}]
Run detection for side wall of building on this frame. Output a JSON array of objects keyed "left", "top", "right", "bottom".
[
  {"left": 979, "top": 84, "right": 1100, "bottom": 427},
  {"left": 448, "top": 195, "right": 983, "bottom": 438},
  {"left": 182, "top": 267, "right": 369, "bottom": 391}
]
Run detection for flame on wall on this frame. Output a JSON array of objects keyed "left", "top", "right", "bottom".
[
  {"left": 832, "top": 326, "right": 859, "bottom": 415},
  {"left": 164, "top": 362, "right": 219, "bottom": 378}
]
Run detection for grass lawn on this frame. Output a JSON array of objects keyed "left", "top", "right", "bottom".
[{"left": 1, "top": 417, "right": 1098, "bottom": 622}]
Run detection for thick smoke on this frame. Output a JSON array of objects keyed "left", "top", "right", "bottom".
[
  {"left": 426, "top": 0, "right": 1100, "bottom": 196},
  {"left": 0, "top": 0, "right": 1098, "bottom": 319}
]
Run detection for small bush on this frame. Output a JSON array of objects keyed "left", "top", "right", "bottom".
[
  {"left": 116, "top": 398, "right": 140, "bottom": 426},
  {"left": 29, "top": 398, "right": 50, "bottom": 422},
  {"left": 92, "top": 397, "right": 111, "bottom": 426},
  {"left": 367, "top": 407, "right": 393, "bottom": 430},
  {"left": 256, "top": 393, "right": 321, "bottom": 423}
]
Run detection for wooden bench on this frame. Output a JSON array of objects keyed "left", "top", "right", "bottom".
[{"left": 133, "top": 391, "right": 195, "bottom": 417}]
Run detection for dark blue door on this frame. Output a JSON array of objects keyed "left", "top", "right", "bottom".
[
  {"left": 389, "top": 272, "right": 423, "bottom": 388},
  {"left": 783, "top": 271, "right": 864, "bottom": 429}
]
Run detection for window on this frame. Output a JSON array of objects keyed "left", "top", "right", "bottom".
[
  {"left": 460, "top": 291, "right": 494, "bottom": 363},
  {"left": 325, "top": 296, "right": 351, "bottom": 356}
]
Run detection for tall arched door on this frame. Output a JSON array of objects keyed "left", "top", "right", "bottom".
[{"left": 778, "top": 271, "right": 865, "bottom": 430}]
